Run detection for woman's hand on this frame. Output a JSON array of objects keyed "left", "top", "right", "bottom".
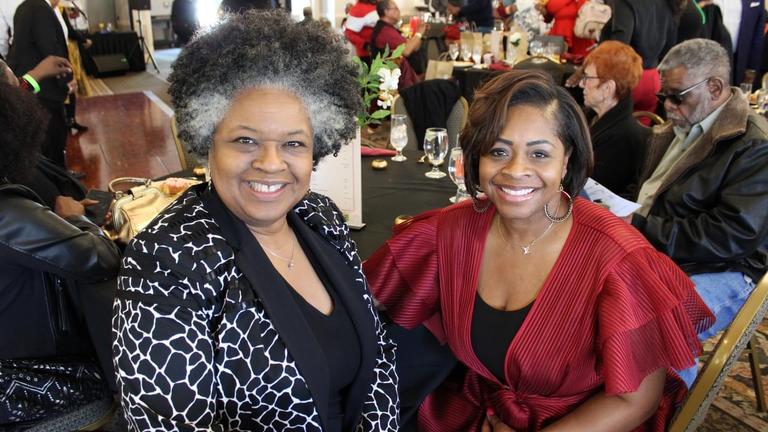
[
  {"left": 482, "top": 414, "right": 516, "bottom": 432},
  {"left": 54, "top": 196, "right": 86, "bottom": 218}
]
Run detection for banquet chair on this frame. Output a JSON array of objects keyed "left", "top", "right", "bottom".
[
  {"left": 24, "top": 396, "right": 117, "bottom": 432},
  {"left": 170, "top": 115, "right": 190, "bottom": 170},
  {"left": 392, "top": 94, "right": 468, "bottom": 150},
  {"left": 668, "top": 272, "right": 768, "bottom": 432},
  {"left": 632, "top": 111, "right": 665, "bottom": 126}
]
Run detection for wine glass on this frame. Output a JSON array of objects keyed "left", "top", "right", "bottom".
[
  {"left": 423, "top": 128, "right": 449, "bottom": 179},
  {"left": 461, "top": 47, "right": 472, "bottom": 62},
  {"left": 449, "top": 42, "right": 459, "bottom": 61},
  {"left": 447, "top": 146, "right": 468, "bottom": 203},
  {"left": 529, "top": 39, "right": 545, "bottom": 63},
  {"left": 389, "top": 114, "right": 408, "bottom": 162}
]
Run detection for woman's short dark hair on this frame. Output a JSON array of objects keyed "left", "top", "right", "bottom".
[
  {"left": 169, "top": 9, "right": 362, "bottom": 163},
  {"left": 461, "top": 70, "right": 593, "bottom": 198},
  {"left": 0, "top": 82, "right": 46, "bottom": 183}
]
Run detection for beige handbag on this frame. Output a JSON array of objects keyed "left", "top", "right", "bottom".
[
  {"left": 573, "top": 0, "right": 612, "bottom": 40},
  {"left": 109, "top": 177, "right": 199, "bottom": 242},
  {"left": 425, "top": 52, "right": 455, "bottom": 80}
]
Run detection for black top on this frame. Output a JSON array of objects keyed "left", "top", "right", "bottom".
[
  {"left": 600, "top": 0, "right": 678, "bottom": 69},
  {"left": 589, "top": 96, "right": 650, "bottom": 200},
  {"left": 471, "top": 293, "right": 532, "bottom": 383},
  {"left": 286, "top": 231, "right": 362, "bottom": 432}
]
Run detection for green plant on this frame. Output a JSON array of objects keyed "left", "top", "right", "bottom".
[{"left": 353, "top": 44, "right": 405, "bottom": 128}]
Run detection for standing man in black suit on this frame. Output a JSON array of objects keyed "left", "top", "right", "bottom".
[{"left": 7, "top": 0, "right": 71, "bottom": 169}]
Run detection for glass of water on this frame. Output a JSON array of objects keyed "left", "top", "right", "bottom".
[
  {"left": 423, "top": 128, "right": 449, "bottom": 179},
  {"left": 447, "top": 146, "right": 468, "bottom": 203},
  {"left": 449, "top": 42, "right": 459, "bottom": 61},
  {"left": 740, "top": 82, "right": 753, "bottom": 96},
  {"left": 390, "top": 114, "right": 408, "bottom": 161}
]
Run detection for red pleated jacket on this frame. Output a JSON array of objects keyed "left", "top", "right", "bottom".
[{"left": 364, "top": 198, "right": 714, "bottom": 431}]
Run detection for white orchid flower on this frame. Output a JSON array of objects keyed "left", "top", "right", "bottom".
[{"left": 377, "top": 67, "right": 401, "bottom": 91}]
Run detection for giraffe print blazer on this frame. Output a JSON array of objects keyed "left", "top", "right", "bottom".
[{"left": 112, "top": 183, "right": 399, "bottom": 431}]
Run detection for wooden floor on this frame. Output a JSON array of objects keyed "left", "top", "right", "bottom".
[{"left": 66, "top": 91, "right": 181, "bottom": 190}]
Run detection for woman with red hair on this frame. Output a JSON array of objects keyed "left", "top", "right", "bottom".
[{"left": 579, "top": 40, "right": 650, "bottom": 199}]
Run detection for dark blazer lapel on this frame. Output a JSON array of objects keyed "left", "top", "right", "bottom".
[
  {"left": 288, "top": 211, "right": 377, "bottom": 431},
  {"left": 200, "top": 186, "right": 331, "bottom": 430}
]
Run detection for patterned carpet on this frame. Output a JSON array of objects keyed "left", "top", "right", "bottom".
[{"left": 699, "top": 318, "right": 768, "bottom": 431}]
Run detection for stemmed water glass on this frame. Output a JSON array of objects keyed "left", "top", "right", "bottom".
[
  {"left": 461, "top": 46, "right": 472, "bottom": 62},
  {"left": 423, "top": 128, "right": 449, "bottom": 179},
  {"left": 449, "top": 43, "right": 459, "bottom": 61},
  {"left": 389, "top": 114, "right": 408, "bottom": 161},
  {"left": 447, "top": 146, "right": 468, "bottom": 202},
  {"left": 529, "top": 39, "right": 545, "bottom": 63}
]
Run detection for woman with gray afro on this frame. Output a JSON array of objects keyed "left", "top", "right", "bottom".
[{"left": 113, "top": 10, "right": 399, "bottom": 432}]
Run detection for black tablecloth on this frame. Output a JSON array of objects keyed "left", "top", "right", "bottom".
[
  {"left": 351, "top": 150, "right": 457, "bottom": 259},
  {"left": 81, "top": 32, "right": 146, "bottom": 75}
]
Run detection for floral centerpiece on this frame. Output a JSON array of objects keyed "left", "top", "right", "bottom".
[{"left": 353, "top": 44, "right": 404, "bottom": 128}]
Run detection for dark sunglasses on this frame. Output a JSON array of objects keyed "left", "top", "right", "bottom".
[{"left": 656, "top": 77, "right": 710, "bottom": 106}]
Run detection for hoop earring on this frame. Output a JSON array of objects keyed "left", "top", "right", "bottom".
[
  {"left": 544, "top": 185, "right": 573, "bottom": 223},
  {"left": 472, "top": 197, "right": 491, "bottom": 213}
]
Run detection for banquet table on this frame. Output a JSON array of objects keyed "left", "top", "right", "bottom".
[{"left": 352, "top": 149, "right": 457, "bottom": 259}]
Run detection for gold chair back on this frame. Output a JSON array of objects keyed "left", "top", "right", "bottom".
[
  {"left": 170, "top": 115, "right": 188, "bottom": 170},
  {"left": 632, "top": 110, "right": 665, "bottom": 126},
  {"left": 668, "top": 273, "right": 768, "bottom": 432}
]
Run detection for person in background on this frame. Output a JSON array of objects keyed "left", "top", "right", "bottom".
[
  {"left": 494, "top": 0, "right": 517, "bottom": 23},
  {"left": 710, "top": 0, "right": 765, "bottom": 86},
  {"left": 579, "top": 41, "right": 649, "bottom": 199},
  {"left": 113, "top": 10, "right": 399, "bottom": 431},
  {"left": 447, "top": 0, "right": 493, "bottom": 33},
  {"left": 344, "top": 0, "right": 378, "bottom": 63},
  {"left": 600, "top": 0, "right": 687, "bottom": 114},
  {"left": 219, "top": 0, "right": 277, "bottom": 13},
  {"left": 0, "top": 0, "right": 23, "bottom": 58},
  {"left": 371, "top": 0, "right": 427, "bottom": 90},
  {"left": 301, "top": 6, "right": 314, "bottom": 24},
  {"left": 539, "top": 0, "right": 594, "bottom": 58},
  {"left": 631, "top": 38, "right": 768, "bottom": 352},
  {"left": 171, "top": 0, "right": 198, "bottom": 45},
  {"left": 677, "top": 0, "right": 732, "bottom": 58},
  {"left": 0, "top": 80, "right": 120, "bottom": 427},
  {"left": 1, "top": 56, "right": 98, "bottom": 219},
  {"left": 60, "top": 1, "right": 91, "bottom": 137},
  {"left": 365, "top": 70, "right": 712, "bottom": 431},
  {"left": 7, "top": 0, "right": 73, "bottom": 171}
]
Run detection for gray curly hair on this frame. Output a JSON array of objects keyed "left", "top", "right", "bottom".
[
  {"left": 168, "top": 10, "right": 362, "bottom": 163},
  {"left": 658, "top": 38, "right": 731, "bottom": 83}
]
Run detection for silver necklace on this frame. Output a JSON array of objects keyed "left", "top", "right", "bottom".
[
  {"left": 257, "top": 236, "right": 296, "bottom": 269},
  {"left": 496, "top": 217, "right": 555, "bottom": 256}
]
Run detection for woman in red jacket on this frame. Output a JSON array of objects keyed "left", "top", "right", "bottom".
[
  {"left": 364, "top": 71, "right": 713, "bottom": 431},
  {"left": 540, "top": 0, "right": 595, "bottom": 57}
]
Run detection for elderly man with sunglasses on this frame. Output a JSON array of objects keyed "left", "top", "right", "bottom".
[{"left": 630, "top": 38, "right": 768, "bottom": 355}]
